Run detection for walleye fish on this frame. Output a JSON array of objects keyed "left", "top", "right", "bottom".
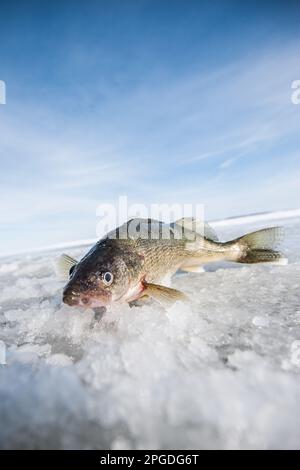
[{"left": 58, "top": 218, "right": 286, "bottom": 308}]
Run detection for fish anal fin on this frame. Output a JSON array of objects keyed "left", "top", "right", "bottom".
[{"left": 180, "top": 263, "right": 205, "bottom": 273}]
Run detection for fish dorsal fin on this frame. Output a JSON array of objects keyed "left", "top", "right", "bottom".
[
  {"left": 173, "top": 217, "right": 219, "bottom": 242},
  {"left": 56, "top": 254, "right": 78, "bottom": 279},
  {"left": 109, "top": 218, "right": 163, "bottom": 240},
  {"left": 143, "top": 281, "right": 188, "bottom": 306}
]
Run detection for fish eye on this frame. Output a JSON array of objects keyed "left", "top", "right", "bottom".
[
  {"left": 69, "top": 265, "right": 76, "bottom": 277},
  {"left": 103, "top": 271, "right": 113, "bottom": 286}
]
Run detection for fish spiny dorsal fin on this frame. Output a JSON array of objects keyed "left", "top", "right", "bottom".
[
  {"left": 173, "top": 217, "right": 219, "bottom": 242},
  {"left": 56, "top": 254, "right": 78, "bottom": 279}
]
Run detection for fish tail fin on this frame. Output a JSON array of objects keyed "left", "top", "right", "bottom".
[{"left": 226, "top": 226, "right": 288, "bottom": 265}]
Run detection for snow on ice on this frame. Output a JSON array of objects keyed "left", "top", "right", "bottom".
[{"left": 0, "top": 213, "right": 300, "bottom": 449}]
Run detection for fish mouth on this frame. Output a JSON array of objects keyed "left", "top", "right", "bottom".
[
  {"left": 63, "top": 291, "right": 80, "bottom": 306},
  {"left": 63, "top": 289, "right": 110, "bottom": 308}
]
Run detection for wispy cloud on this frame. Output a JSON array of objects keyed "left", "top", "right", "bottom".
[{"left": 219, "top": 157, "right": 238, "bottom": 170}]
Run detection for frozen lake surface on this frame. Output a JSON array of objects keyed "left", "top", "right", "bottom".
[{"left": 1, "top": 212, "right": 300, "bottom": 449}]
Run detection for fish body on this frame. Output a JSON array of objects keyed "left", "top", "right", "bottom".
[{"left": 59, "top": 218, "right": 286, "bottom": 308}]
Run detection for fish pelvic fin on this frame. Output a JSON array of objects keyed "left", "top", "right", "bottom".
[
  {"left": 226, "top": 226, "right": 288, "bottom": 264},
  {"left": 56, "top": 253, "right": 78, "bottom": 279},
  {"left": 143, "top": 281, "right": 188, "bottom": 306}
]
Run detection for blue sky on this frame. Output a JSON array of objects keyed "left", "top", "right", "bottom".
[{"left": 0, "top": 0, "right": 300, "bottom": 254}]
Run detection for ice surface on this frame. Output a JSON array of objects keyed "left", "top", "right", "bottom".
[{"left": 0, "top": 214, "right": 300, "bottom": 449}]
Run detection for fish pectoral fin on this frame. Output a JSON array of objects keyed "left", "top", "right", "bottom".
[
  {"left": 56, "top": 253, "right": 78, "bottom": 279},
  {"left": 143, "top": 282, "right": 188, "bottom": 306}
]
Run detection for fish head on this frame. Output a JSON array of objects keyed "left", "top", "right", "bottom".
[{"left": 62, "top": 241, "right": 135, "bottom": 308}]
